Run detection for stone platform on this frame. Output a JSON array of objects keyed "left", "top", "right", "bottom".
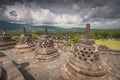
[
  {"left": 0, "top": 43, "right": 16, "bottom": 50},
  {"left": 0, "top": 52, "right": 25, "bottom": 80},
  {"left": 0, "top": 49, "right": 119, "bottom": 80}
]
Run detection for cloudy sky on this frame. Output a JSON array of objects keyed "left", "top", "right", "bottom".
[{"left": 0, "top": 0, "right": 120, "bottom": 29}]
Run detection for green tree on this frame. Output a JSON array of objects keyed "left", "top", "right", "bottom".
[
  {"left": 31, "top": 34, "right": 39, "bottom": 40},
  {"left": 12, "top": 36, "right": 19, "bottom": 42}
]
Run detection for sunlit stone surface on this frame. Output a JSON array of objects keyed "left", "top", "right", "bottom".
[{"left": 12, "top": 27, "right": 35, "bottom": 53}]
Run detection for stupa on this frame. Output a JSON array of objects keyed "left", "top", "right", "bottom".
[
  {"left": 62, "top": 33, "right": 71, "bottom": 46},
  {"left": 12, "top": 27, "right": 35, "bottom": 53},
  {"left": 98, "top": 45, "right": 109, "bottom": 51},
  {"left": 0, "top": 28, "right": 16, "bottom": 50},
  {"left": 54, "top": 40, "right": 64, "bottom": 50},
  {"left": 33, "top": 26, "right": 60, "bottom": 61},
  {"left": 51, "top": 35, "right": 63, "bottom": 50},
  {"left": 61, "top": 33, "right": 72, "bottom": 52},
  {"left": 61, "top": 24, "right": 116, "bottom": 80}
]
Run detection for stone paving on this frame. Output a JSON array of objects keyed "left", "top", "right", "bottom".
[
  {"left": 1, "top": 49, "right": 119, "bottom": 80},
  {"left": 100, "top": 54, "right": 120, "bottom": 80},
  {"left": 1, "top": 49, "right": 72, "bottom": 80}
]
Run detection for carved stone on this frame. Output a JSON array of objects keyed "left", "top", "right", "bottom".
[
  {"left": 84, "top": 24, "right": 90, "bottom": 39},
  {"left": 0, "top": 28, "right": 16, "bottom": 50},
  {"left": 12, "top": 27, "right": 35, "bottom": 53},
  {"left": 33, "top": 27, "right": 60, "bottom": 61},
  {"left": 61, "top": 24, "right": 116, "bottom": 80},
  {"left": 61, "top": 33, "right": 72, "bottom": 52},
  {"left": 61, "top": 39, "right": 116, "bottom": 80},
  {"left": 0, "top": 52, "right": 25, "bottom": 80}
]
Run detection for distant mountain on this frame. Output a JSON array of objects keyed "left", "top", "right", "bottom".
[
  {"left": 0, "top": 21, "right": 22, "bottom": 30},
  {"left": 0, "top": 21, "right": 119, "bottom": 32},
  {"left": 0, "top": 21, "right": 64, "bottom": 32}
]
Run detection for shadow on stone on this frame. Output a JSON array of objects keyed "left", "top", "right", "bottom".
[
  {"left": 0, "top": 68, "right": 7, "bottom": 80},
  {"left": 0, "top": 52, "right": 6, "bottom": 58},
  {"left": 13, "top": 61, "right": 35, "bottom": 80}
]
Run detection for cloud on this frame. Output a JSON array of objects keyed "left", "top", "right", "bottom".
[
  {"left": 9, "top": 10, "right": 17, "bottom": 17},
  {"left": 1, "top": 2, "right": 82, "bottom": 28},
  {"left": 0, "top": 0, "right": 120, "bottom": 29}
]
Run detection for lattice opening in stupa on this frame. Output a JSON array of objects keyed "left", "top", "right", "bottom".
[
  {"left": 33, "top": 26, "right": 60, "bottom": 61},
  {"left": 12, "top": 27, "right": 35, "bottom": 53}
]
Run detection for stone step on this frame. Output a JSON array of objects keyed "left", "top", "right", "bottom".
[{"left": 0, "top": 52, "right": 25, "bottom": 80}]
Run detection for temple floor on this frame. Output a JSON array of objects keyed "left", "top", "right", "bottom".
[
  {"left": 1, "top": 49, "right": 71, "bottom": 80},
  {"left": 100, "top": 54, "right": 120, "bottom": 80},
  {"left": 0, "top": 49, "right": 120, "bottom": 80}
]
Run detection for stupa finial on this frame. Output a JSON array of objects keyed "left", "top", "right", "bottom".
[
  {"left": 3, "top": 28, "right": 7, "bottom": 34},
  {"left": 23, "top": 27, "right": 26, "bottom": 35},
  {"left": 84, "top": 23, "right": 90, "bottom": 39},
  {"left": 45, "top": 26, "right": 48, "bottom": 35}
]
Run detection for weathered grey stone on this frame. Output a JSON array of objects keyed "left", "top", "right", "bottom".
[
  {"left": 61, "top": 24, "right": 116, "bottom": 80},
  {"left": 84, "top": 23, "right": 90, "bottom": 39},
  {"left": 0, "top": 52, "right": 25, "bottom": 80},
  {"left": 12, "top": 27, "right": 35, "bottom": 54},
  {"left": 61, "top": 39, "right": 116, "bottom": 80},
  {"left": 0, "top": 28, "right": 16, "bottom": 50},
  {"left": 56, "top": 33, "right": 72, "bottom": 52},
  {"left": 98, "top": 45, "right": 109, "bottom": 51},
  {"left": 34, "top": 26, "right": 60, "bottom": 61}
]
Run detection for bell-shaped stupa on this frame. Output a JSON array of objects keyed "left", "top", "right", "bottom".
[
  {"left": 61, "top": 24, "right": 116, "bottom": 80},
  {"left": 0, "top": 28, "right": 16, "bottom": 50},
  {"left": 34, "top": 26, "right": 60, "bottom": 61},
  {"left": 61, "top": 33, "right": 72, "bottom": 52},
  {"left": 62, "top": 33, "right": 71, "bottom": 46},
  {"left": 12, "top": 27, "right": 35, "bottom": 53}
]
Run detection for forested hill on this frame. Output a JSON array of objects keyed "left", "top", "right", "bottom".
[
  {"left": 0, "top": 21, "right": 64, "bottom": 31},
  {"left": 0, "top": 20, "right": 120, "bottom": 33}
]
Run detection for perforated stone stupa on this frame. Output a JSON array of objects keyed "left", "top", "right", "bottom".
[
  {"left": 0, "top": 28, "right": 16, "bottom": 50},
  {"left": 61, "top": 33, "right": 72, "bottom": 52},
  {"left": 62, "top": 33, "right": 71, "bottom": 46},
  {"left": 61, "top": 24, "right": 116, "bottom": 80},
  {"left": 34, "top": 26, "right": 60, "bottom": 61},
  {"left": 12, "top": 27, "right": 35, "bottom": 53},
  {"left": 50, "top": 35, "right": 64, "bottom": 50}
]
